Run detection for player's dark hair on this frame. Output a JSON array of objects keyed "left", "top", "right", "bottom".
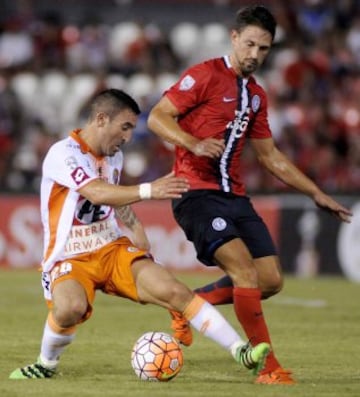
[
  {"left": 88, "top": 88, "right": 141, "bottom": 121},
  {"left": 233, "top": 5, "right": 277, "bottom": 40}
]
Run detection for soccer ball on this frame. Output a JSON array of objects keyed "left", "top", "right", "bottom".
[{"left": 131, "top": 331, "right": 183, "bottom": 381}]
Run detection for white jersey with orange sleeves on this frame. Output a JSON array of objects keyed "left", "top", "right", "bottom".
[{"left": 40, "top": 129, "right": 124, "bottom": 272}]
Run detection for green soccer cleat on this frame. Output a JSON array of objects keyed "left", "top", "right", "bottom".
[
  {"left": 9, "top": 357, "right": 57, "bottom": 380},
  {"left": 235, "top": 342, "right": 271, "bottom": 375}
]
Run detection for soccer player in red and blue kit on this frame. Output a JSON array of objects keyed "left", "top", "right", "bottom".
[{"left": 148, "top": 5, "right": 352, "bottom": 385}]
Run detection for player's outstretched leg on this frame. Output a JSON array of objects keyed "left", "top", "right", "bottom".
[
  {"left": 171, "top": 295, "right": 271, "bottom": 377},
  {"left": 9, "top": 356, "right": 57, "bottom": 380},
  {"left": 170, "top": 276, "right": 234, "bottom": 345}
]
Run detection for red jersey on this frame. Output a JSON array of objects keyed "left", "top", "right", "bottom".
[{"left": 165, "top": 55, "right": 272, "bottom": 195}]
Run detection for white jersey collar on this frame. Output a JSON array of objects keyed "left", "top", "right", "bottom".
[{"left": 223, "top": 55, "right": 232, "bottom": 68}]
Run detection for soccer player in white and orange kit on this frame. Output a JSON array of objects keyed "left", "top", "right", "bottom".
[{"left": 10, "top": 88, "right": 270, "bottom": 379}]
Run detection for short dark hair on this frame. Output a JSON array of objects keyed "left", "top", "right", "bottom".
[
  {"left": 88, "top": 88, "right": 141, "bottom": 121},
  {"left": 233, "top": 5, "right": 277, "bottom": 40}
]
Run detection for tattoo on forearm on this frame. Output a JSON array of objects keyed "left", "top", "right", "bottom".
[{"left": 115, "top": 206, "right": 139, "bottom": 229}]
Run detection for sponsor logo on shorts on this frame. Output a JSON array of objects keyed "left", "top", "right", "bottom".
[
  {"left": 212, "top": 217, "right": 227, "bottom": 231},
  {"left": 50, "top": 262, "right": 73, "bottom": 282}
]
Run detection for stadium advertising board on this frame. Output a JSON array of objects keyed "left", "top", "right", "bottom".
[{"left": 0, "top": 195, "right": 358, "bottom": 282}]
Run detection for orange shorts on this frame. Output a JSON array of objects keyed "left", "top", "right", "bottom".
[{"left": 46, "top": 237, "right": 151, "bottom": 320}]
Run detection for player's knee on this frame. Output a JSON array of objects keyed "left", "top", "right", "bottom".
[
  {"left": 53, "top": 299, "right": 88, "bottom": 327},
  {"left": 260, "top": 274, "right": 283, "bottom": 299}
]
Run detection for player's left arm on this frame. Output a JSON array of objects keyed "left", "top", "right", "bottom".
[
  {"left": 115, "top": 205, "right": 150, "bottom": 250},
  {"left": 250, "top": 137, "right": 353, "bottom": 223}
]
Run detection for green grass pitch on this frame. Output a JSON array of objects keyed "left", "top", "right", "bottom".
[{"left": 1, "top": 269, "right": 359, "bottom": 397}]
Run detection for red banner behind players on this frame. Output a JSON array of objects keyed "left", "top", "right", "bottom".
[
  {"left": 0, "top": 195, "right": 42, "bottom": 268},
  {"left": 0, "top": 195, "right": 280, "bottom": 270}
]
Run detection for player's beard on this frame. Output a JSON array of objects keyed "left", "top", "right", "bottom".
[{"left": 241, "top": 59, "right": 258, "bottom": 76}]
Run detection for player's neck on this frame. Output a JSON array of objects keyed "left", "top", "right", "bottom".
[
  {"left": 78, "top": 127, "right": 101, "bottom": 157},
  {"left": 229, "top": 54, "right": 251, "bottom": 78}
]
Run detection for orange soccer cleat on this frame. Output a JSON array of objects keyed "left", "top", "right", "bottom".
[
  {"left": 255, "top": 367, "right": 296, "bottom": 385},
  {"left": 169, "top": 310, "right": 193, "bottom": 346}
]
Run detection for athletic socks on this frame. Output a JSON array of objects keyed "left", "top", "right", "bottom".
[
  {"left": 40, "top": 312, "right": 76, "bottom": 364},
  {"left": 194, "top": 275, "right": 234, "bottom": 305},
  {"left": 183, "top": 295, "right": 245, "bottom": 351},
  {"left": 233, "top": 287, "right": 280, "bottom": 372}
]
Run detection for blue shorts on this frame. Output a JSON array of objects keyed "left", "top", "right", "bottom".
[{"left": 172, "top": 190, "right": 277, "bottom": 266}]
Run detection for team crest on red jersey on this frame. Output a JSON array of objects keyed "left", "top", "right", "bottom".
[
  {"left": 179, "top": 75, "right": 195, "bottom": 91},
  {"left": 251, "top": 95, "right": 261, "bottom": 113}
]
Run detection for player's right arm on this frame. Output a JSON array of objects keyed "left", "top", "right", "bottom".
[
  {"left": 45, "top": 140, "right": 189, "bottom": 208},
  {"left": 148, "top": 97, "right": 224, "bottom": 159},
  {"left": 77, "top": 172, "right": 189, "bottom": 207}
]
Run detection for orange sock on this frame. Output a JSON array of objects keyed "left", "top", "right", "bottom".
[
  {"left": 233, "top": 287, "right": 280, "bottom": 372},
  {"left": 183, "top": 295, "right": 205, "bottom": 321}
]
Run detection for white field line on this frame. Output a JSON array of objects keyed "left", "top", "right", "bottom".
[{"left": 272, "top": 296, "right": 327, "bottom": 308}]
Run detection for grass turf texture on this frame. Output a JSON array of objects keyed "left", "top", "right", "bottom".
[{"left": 1, "top": 269, "right": 359, "bottom": 397}]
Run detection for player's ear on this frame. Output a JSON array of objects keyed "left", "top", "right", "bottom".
[
  {"left": 96, "top": 112, "right": 109, "bottom": 127},
  {"left": 230, "top": 29, "right": 239, "bottom": 42}
]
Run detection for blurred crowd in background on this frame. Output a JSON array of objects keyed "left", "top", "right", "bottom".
[{"left": 0, "top": 0, "right": 359, "bottom": 194}]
